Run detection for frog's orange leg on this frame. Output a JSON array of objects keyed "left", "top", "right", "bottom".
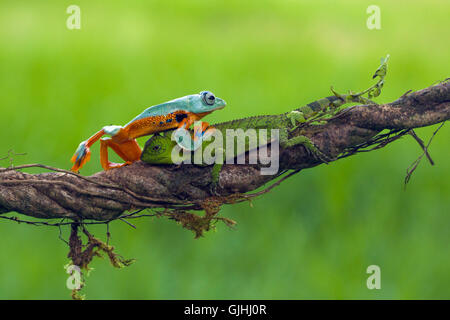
[
  {"left": 71, "top": 129, "right": 106, "bottom": 172},
  {"left": 177, "top": 116, "right": 195, "bottom": 130},
  {"left": 71, "top": 112, "right": 211, "bottom": 172},
  {"left": 193, "top": 121, "right": 210, "bottom": 141},
  {"left": 100, "top": 138, "right": 142, "bottom": 170}
]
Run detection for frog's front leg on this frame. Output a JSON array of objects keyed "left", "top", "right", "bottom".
[
  {"left": 71, "top": 126, "right": 116, "bottom": 172},
  {"left": 71, "top": 125, "right": 133, "bottom": 172},
  {"left": 193, "top": 121, "right": 211, "bottom": 141},
  {"left": 176, "top": 113, "right": 198, "bottom": 131}
]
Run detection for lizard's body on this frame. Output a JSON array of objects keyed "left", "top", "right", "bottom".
[{"left": 141, "top": 95, "right": 376, "bottom": 191}]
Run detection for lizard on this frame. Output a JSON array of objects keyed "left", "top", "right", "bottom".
[
  {"left": 140, "top": 55, "right": 389, "bottom": 193},
  {"left": 70, "top": 91, "right": 226, "bottom": 172}
]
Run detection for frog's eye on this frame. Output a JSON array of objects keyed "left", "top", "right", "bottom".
[{"left": 201, "top": 91, "right": 215, "bottom": 106}]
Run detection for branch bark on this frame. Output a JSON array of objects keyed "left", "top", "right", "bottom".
[{"left": 1, "top": 82, "right": 449, "bottom": 221}]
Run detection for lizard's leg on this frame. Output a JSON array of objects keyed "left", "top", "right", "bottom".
[
  {"left": 286, "top": 111, "right": 306, "bottom": 127},
  {"left": 282, "top": 135, "right": 333, "bottom": 163},
  {"left": 206, "top": 146, "right": 227, "bottom": 195},
  {"left": 209, "top": 163, "right": 223, "bottom": 195},
  {"left": 100, "top": 138, "right": 142, "bottom": 170}
]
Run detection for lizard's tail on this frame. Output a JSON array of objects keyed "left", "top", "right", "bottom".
[{"left": 297, "top": 96, "right": 343, "bottom": 114}]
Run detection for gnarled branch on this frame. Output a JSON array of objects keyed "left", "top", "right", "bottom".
[{"left": 0, "top": 81, "right": 448, "bottom": 222}]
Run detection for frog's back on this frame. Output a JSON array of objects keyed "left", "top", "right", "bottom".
[{"left": 125, "top": 96, "right": 193, "bottom": 126}]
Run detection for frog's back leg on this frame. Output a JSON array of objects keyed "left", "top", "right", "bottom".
[
  {"left": 70, "top": 125, "right": 126, "bottom": 172},
  {"left": 71, "top": 129, "right": 106, "bottom": 172},
  {"left": 100, "top": 138, "right": 141, "bottom": 170}
]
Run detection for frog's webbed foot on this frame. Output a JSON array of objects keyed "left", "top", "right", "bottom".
[
  {"left": 166, "top": 163, "right": 183, "bottom": 171},
  {"left": 104, "top": 161, "right": 133, "bottom": 170},
  {"left": 71, "top": 140, "right": 92, "bottom": 172}
]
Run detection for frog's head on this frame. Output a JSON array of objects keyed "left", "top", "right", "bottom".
[{"left": 188, "top": 91, "right": 226, "bottom": 114}]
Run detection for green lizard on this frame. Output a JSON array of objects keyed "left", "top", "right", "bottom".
[{"left": 141, "top": 55, "right": 389, "bottom": 193}]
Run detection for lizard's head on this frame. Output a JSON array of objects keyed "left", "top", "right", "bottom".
[
  {"left": 141, "top": 134, "right": 177, "bottom": 164},
  {"left": 188, "top": 91, "right": 226, "bottom": 114}
]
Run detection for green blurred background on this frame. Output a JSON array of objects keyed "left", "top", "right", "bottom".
[{"left": 0, "top": 0, "right": 448, "bottom": 299}]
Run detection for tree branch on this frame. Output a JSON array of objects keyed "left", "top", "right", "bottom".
[{"left": 1, "top": 81, "right": 449, "bottom": 221}]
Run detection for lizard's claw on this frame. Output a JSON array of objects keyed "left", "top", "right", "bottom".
[
  {"left": 302, "top": 138, "right": 334, "bottom": 164},
  {"left": 209, "top": 180, "right": 222, "bottom": 196},
  {"left": 314, "top": 150, "right": 334, "bottom": 164},
  {"left": 305, "top": 146, "right": 332, "bottom": 164}
]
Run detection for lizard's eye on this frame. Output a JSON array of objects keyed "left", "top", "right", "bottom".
[
  {"left": 152, "top": 145, "right": 161, "bottom": 152},
  {"left": 201, "top": 91, "right": 215, "bottom": 106}
]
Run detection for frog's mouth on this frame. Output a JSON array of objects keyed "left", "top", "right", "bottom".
[{"left": 214, "top": 97, "right": 226, "bottom": 110}]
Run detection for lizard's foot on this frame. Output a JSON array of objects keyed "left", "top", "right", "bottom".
[
  {"left": 286, "top": 111, "right": 306, "bottom": 127},
  {"left": 308, "top": 147, "right": 334, "bottom": 164},
  {"left": 209, "top": 181, "right": 221, "bottom": 196},
  {"left": 301, "top": 140, "right": 333, "bottom": 164},
  {"left": 283, "top": 135, "right": 334, "bottom": 164}
]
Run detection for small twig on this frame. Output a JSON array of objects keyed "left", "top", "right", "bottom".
[
  {"left": 241, "top": 168, "right": 302, "bottom": 200},
  {"left": 0, "top": 149, "right": 27, "bottom": 167},
  {"left": 58, "top": 218, "right": 69, "bottom": 245},
  {"left": 119, "top": 218, "right": 137, "bottom": 229},
  {"left": 400, "top": 89, "right": 412, "bottom": 98},
  {"left": 408, "top": 130, "right": 434, "bottom": 165},
  {"left": 106, "top": 223, "right": 111, "bottom": 246},
  {"left": 404, "top": 121, "right": 445, "bottom": 188},
  {"left": 338, "top": 129, "right": 410, "bottom": 159}
]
